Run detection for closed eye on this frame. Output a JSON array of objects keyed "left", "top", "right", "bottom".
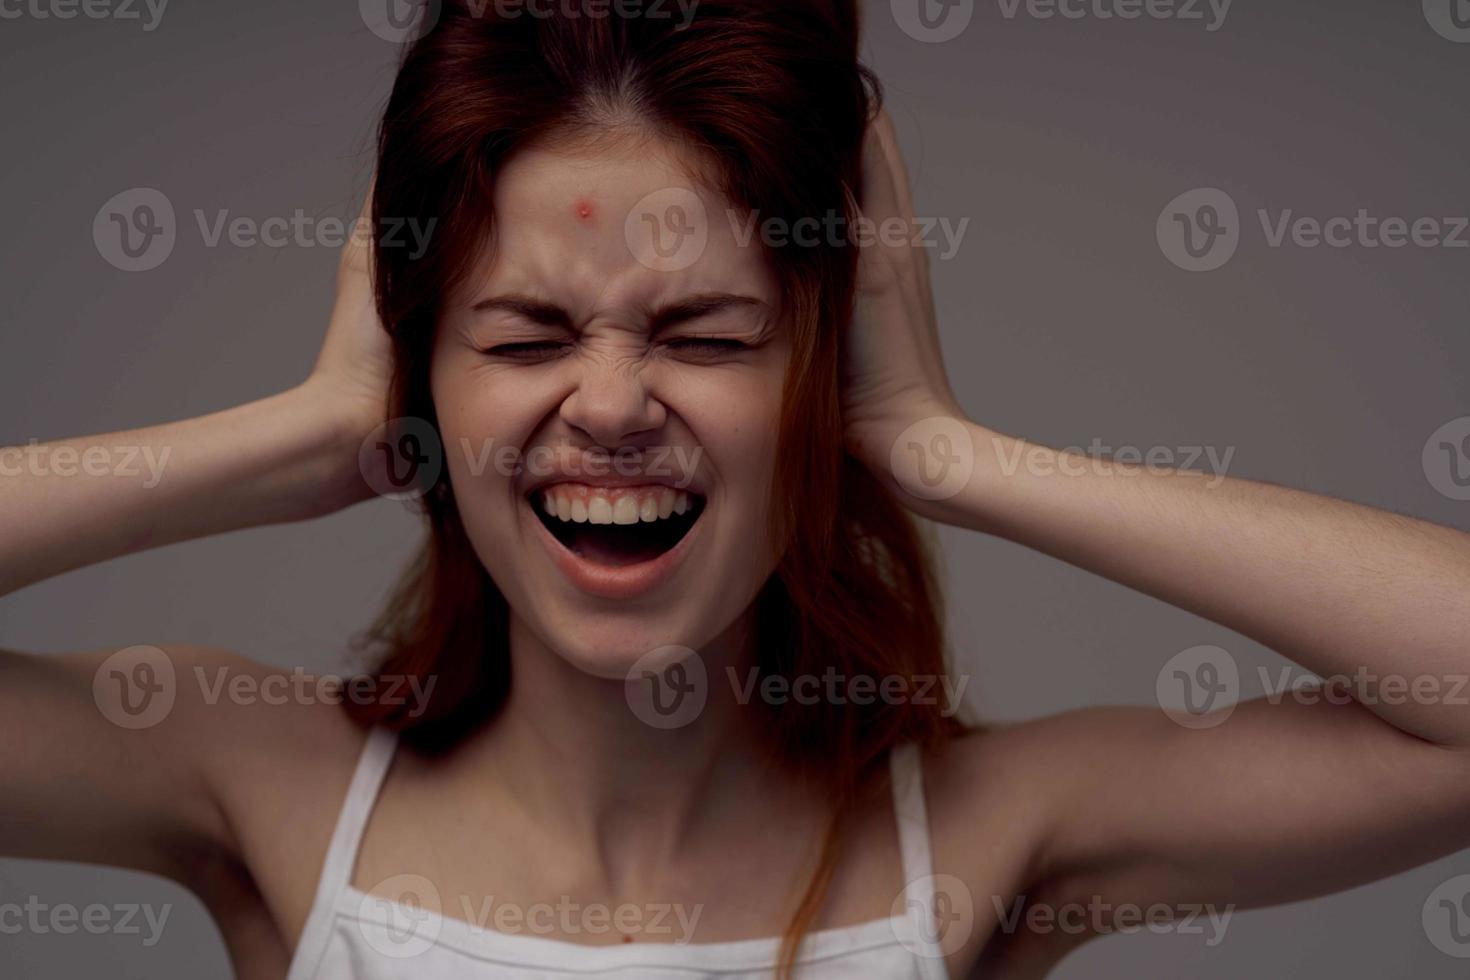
[
  {"left": 482, "top": 341, "right": 570, "bottom": 362},
  {"left": 663, "top": 337, "right": 750, "bottom": 357}
]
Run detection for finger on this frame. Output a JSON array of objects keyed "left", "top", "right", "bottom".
[
  {"left": 872, "top": 109, "right": 920, "bottom": 226},
  {"left": 872, "top": 111, "right": 936, "bottom": 319},
  {"left": 860, "top": 108, "right": 904, "bottom": 228},
  {"left": 360, "top": 167, "right": 379, "bottom": 225},
  {"left": 341, "top": 169, "right": 378, "bottom": 281},
  {"left": 862, "top": 108, "right": 939, "bottom": 339}
]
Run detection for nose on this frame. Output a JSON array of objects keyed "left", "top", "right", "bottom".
[{"left": 558, "top": 355, "right": 667, "bottom": 449}]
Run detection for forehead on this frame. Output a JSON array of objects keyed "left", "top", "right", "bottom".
[{"left": 462, "top": 133, "right": 778, "bottom": 316}]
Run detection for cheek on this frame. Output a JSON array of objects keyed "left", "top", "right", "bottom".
[
  {"left": 430, "top": 357, "right": 544, "bottom": 505},
  {"left": 686, "top": 357, "right": 787, "bottom": 509}
]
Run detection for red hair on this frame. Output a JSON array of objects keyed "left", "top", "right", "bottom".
[{"left": 347, "top": 1, "right": 970, "bottom": 972}]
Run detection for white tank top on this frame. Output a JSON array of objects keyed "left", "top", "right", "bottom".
[{"left": 286, "top": 726, "right": 951, "bottom": 979}]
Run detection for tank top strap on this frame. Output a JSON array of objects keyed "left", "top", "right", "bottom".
[
  {"left": 888, "top": 741, "right": 949, "bottom": 975},
  {"left": 287, "top": 725, "right": 399, "bottom": 980},
  {"left": 889, "top": 741, "right": 935, "bottom": 888},
  {"left": 319, "top": 725, "right": 398, "bottom": 892}
]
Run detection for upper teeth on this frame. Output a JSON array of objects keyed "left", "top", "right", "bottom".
[{"left": 540, "top": 485, "right": 694, "bottom": 525}]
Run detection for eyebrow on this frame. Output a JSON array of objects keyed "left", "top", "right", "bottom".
[{"left": 469, "top": 292, "right": 768, "bottom": 332}]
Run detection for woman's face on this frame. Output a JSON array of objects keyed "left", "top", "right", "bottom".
[{"left": 431, "top": 131, "right": 788, "bottom": 679}]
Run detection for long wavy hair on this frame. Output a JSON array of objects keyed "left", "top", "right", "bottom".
[{"left": 344, "top": 0, "right": 969, "bottom": 972}]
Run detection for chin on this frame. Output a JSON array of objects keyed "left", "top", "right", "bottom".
[
  {"left": 529, "top": 617, "right": 704, "bottom": 682},
  {"left": 470, "top": 479, "right": 756, "bottom": 682}
]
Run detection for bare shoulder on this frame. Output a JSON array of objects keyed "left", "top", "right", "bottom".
[
  {"left": 922, "top": 712, "right": 1093, "bottom": 837},
  {"left": 162, "top": 645, "right": 369, "bottom": 773},
  {"left": 918, "top": 709, "right": 1159, "bottom": 973},
  {"left": 0, "top": 640, "right": 370, "bottom": 943},
  {"left": 157, "top": 643, "right": 371, "bottom": 837},
  {"left": 924, "top": 695, "right": 1470, "bottom": 976},
  {"left": 152, "top": 645, "right": 374, "bottom": 941},
  {"left": 922, "top": 706, "right": 1163, "bottom": 875}
]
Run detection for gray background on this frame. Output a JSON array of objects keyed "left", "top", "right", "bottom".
[{"left": 1, "top": 0, "right": 1467, "bottom": 976}]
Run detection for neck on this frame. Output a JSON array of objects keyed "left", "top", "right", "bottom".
[{"left": 470, "top": 610, "right": 786, "bottom": 893}]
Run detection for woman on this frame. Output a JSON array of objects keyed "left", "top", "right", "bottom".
[{"left": 4, "top": 1, "right": 1469, "bottom": 978}]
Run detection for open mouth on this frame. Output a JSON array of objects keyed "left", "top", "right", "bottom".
[{"left": 529, "top": 485, "right": 706, "bottom": 568}]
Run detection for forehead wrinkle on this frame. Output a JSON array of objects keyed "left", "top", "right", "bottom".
[{"left": 480, "top": 147, "right": 777, "bottom": 327}]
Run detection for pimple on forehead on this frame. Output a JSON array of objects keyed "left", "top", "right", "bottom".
[{"left": 572, "top": 197, "right": 596, "bottom": 221}]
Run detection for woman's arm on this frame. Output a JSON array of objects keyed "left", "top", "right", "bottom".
[
  {"left": 907, "top": 427, "right": 1470, "bottom": 745},
  {"left": 0, "top": 184, "right": 388, "bottom": 886},
  {"left": 845, "top": 109, "right": 1470, "bottom": 951},
  {"left": 0, "top": 384, "right": 368, "bottom": 598},
  {"left": 846, "top": 109, "right": 1470, "bottom": 748},
  {"left": 1, "top": 186, "right": 389, "bottom": 599}
]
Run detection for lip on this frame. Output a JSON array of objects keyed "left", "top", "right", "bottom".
[
  {"left": 519, "top": 450, "right": 706, "bottom": 497},
  {"left": 525, "top": 473, "right": 704, "bottom": 494},
  {"left": 524, "top": 491, "right": 706, "bottom": 600}
]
